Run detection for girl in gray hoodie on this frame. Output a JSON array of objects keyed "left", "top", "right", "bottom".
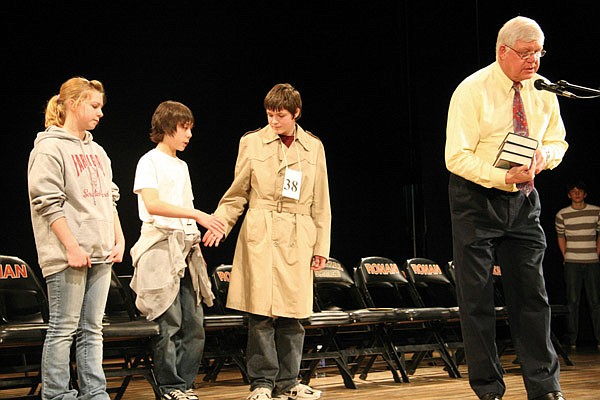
[{"left": 28, "top": 77, "right": 125, "bottom": 400}]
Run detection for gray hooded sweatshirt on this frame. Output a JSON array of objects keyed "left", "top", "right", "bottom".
[{"left": 28, "top": 126, "right": 120, "bottom": 277}]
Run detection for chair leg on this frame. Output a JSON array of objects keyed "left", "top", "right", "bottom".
[
  {"left": 129, "top": 352, "right": 161, "bottom": 400},
  {"left": 406, "top": 350, "right": 426, "bottom": 375},
  {"left": 330, "top": 357, "right": 358, "bottom": 389},
  {"left": 436, "top": 342, "right": 462, "bottom": 378},
  {"left": 430, "top": 326, "right": 462, "bottom": 378},
  {"left": 354, "top": 334, "right": 380, "bottom": 379},
  {"left": 551, "top": 330, "right": 574, "bottom": 366},
  {"left": 145, "top": 365, "right": 161, "bottom": 400},
  {"left": 112, "top": 375, "right": 131, "bottom": 400},
  {"left": 454, "top": 347, "right": 465, "bottom": 365},
  {"left": 232, "top": 355, "right": 250, "bottom": 384},
  {"left": 358, "top": 355, "right": 377, "bottom": 380},
  {"left": 300, "top": 358, "right": 321, "bottom": 385},
  {"left": 203, "top": 358, "right": 226, "bottom": 383},
  {"left": 380, "top": 327, "right": 410, "bottom": 383}
]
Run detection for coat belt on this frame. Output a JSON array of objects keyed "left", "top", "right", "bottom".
[{"left": 249, "top": 199, "right": 311, "bottom": 215}]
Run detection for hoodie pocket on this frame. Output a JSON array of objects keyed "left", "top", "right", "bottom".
[{"left": 74, "top": 218, "right": 115, "bottom": 257}]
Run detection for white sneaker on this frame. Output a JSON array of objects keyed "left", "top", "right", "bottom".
[
  {"left": 162, "top": 389, "right": 190, "bottom": 400},
  {"left": 247, "top": 387, "right": 272, "bottom": 400},
  {"left": 274, "top": 384, "right": 321, "bottom": 400},
  {"left": 185, "top": 389, "right": 199, "bottom": 400}
]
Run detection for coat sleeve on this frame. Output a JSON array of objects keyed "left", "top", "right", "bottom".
[
  {"left": 311, "top": 140, "right": 332, "bottom": 259},
  {"left": 214, "top": 136, "right": 252, "bottom": 236}
]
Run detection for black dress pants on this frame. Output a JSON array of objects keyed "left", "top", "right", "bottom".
[{"left": 448, "top": 174, "right": 560, "bottom": 399}]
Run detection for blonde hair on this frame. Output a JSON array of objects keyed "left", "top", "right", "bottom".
[{"left": 44, "top": 77, "right": 106, "bottom": 128}]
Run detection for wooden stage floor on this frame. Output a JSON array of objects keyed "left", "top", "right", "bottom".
[{"left": 2, "top": 347, "right": 599, "bottom": 399}]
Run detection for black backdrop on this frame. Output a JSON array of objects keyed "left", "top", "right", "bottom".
[{"left": 2, "top": 1, "right": 599, "bottom": 338}]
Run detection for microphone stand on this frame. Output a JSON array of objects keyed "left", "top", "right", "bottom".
[{"left": 556, "top": 80, "right": 600, "bottom": 99}]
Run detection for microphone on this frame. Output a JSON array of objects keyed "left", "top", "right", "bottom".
[
  {"left": 557, "top": 80, "right": 600, "bottom": 95},
  {"left": 534, "top": 79, "right": 576, "bottom": 98}
]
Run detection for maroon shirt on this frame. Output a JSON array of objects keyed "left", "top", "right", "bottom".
[{"left": 279, "top": 134, "right": 294, "bottom": 147}]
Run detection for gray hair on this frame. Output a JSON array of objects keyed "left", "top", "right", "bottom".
[{"left": 496, "top": 16, "right": 545, "bottom": 60}]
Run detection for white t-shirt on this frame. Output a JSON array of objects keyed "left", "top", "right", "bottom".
[{"left": 134, "top": 148, "right": 199, "bottom": 234}]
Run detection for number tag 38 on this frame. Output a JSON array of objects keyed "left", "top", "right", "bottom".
[{"left": 282, "top": 168, "right": 302, "bottom": 200}]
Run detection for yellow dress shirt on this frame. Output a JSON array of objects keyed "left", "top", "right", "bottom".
[{"left": 445, "top": 61, "right": 568, "bottom": 191}]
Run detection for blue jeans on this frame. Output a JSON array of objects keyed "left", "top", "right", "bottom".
[
  {"left": 152, "top": 269, "right": 205, "bottom": 395},
  {"left": 246, "top": 314, "right": 305, "bottom": 395},
  {"left": 42, "top": 263, "right": 112, "bottom": 400},
  {"left": 564, "top": 262, "right": 600, "bottom": 343}
]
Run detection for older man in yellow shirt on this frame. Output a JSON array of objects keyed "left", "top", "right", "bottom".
[{"left": 445, "top": 16, "right": 568, "bottom": 400}]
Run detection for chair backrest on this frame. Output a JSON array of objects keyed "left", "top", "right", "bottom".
[
  {"left": 354, "top": 256, "right": 416, "bottom": 308},
  {"left": 0, "top": 255, "right": 49, "bottom": 324},
  {"left": 402, "top": 257, "right": 458, "bottom": 308},
  {"left": 313, "top": 257, "right": 366, "bottom": 311},
  {"left": 105, "top": 269, "right": 139, "bottom": 321},
  {"left": 447, "top": 260, "right": 505, "bottom": 306},
  {"left": 444, "top": 260, "right": 457, "bottom": 287},
  {"left": 210, "top": 264, "right": 234, "bottom": 314}
]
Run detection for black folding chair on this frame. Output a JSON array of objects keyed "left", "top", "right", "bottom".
[
  {"left": 201, "top": 264, "right": 249, "bottom": 383},
  {"left": 100, "top": 269, "right": 162, "bottom": 400},
  {"left": 402, "top": 258, "right": 464, "bottom": 374},
  {"left": 355, "top": 256, "right": 461, "bottom": 379},
  {"left": 303, "top": 257, "right": 406, "bottom": 388},
  {"left": 0, "top": 255, "right": 49, "bottom": 399}
]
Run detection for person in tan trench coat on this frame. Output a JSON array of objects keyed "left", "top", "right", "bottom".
[{"left": 203, "top": 83, "right": 331, "bottom": 400}]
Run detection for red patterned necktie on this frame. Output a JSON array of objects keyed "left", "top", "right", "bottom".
[{"left": 512, "top": 82, "right": 534, "bottom": 196}]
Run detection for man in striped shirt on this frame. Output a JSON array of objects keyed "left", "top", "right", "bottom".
[{"left": 555, "top": 181, "right": 600, "bottom": 349}]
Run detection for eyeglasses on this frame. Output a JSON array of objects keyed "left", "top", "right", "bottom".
[{"left": 504, "top": 44, "right": 546, "bottom": 60}]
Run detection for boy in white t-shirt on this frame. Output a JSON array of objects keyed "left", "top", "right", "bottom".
[{"left": 130, "top": 101, "right": 225, "bottom": 400}]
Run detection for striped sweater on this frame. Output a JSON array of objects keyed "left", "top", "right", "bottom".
[{"left": 555, "top": 204, "right": 600, "bottom": 263}]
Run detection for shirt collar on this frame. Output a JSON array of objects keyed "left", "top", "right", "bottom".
[
  {"left": 263, "top": 124, "right": 311, "bottom": 151},
  {"left": 492, "top": 62, "right": 518, "bottom": 95},
  {"left": 492, "top": 61, "right": 541, "bottom": 95}
]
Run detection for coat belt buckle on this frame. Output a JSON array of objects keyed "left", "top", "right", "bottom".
[{"left": 277, "top": 200, "right": 283, "bottom": 213}]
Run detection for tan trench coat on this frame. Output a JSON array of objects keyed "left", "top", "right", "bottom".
[{"left": 214, "top": 124, "right": 331, "bottom": 319}]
